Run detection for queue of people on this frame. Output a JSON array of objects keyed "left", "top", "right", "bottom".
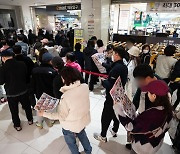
[{"left": 0, "top": 30, "right": 179, "bottom": 154}]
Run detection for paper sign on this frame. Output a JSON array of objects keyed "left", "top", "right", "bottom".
[{"left": 34, "top": 93, "right": 59, "bottom": 111}]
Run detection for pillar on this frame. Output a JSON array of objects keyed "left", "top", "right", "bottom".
[
  {"left": 81, "top": 0, "right": 111, "bottom": 44},
  {"left": 21, "top": 5, "right": 33, "bottom": 31}
]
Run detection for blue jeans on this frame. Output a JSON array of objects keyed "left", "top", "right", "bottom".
[{"left": 62, "top": 128, "right": 92, "bottom": 154}]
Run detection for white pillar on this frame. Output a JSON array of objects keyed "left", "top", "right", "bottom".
[
  {"left": 81, "top": 0, "right": 110, "bottom": 43},
  {"left": 21, "top": 5, "right": 33, "bottom": 31}
]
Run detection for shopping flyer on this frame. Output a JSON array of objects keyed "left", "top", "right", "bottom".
[
  {"left": 91, "top": 53, "right": 107, "bottom": 73},
  {"left": 34, "top": 93, "right": 59, "bottom": 111},
  {"left": 110, "top": 76, "right": 136, "bottom": 119}
]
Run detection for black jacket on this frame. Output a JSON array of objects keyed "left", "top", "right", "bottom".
[
  {"left": 15, "top": 54, "right": 34, "bottom": 83},
  {"left": 74, "top": 50, "right": 84, "bottom": 69},
  {"left": 53, "top": 74, "right": 63, "bottom": 99},
  {"left": 83, "top": 47, "right": 98, "bottom": 71},
  {"left": 140, "top": 53, "right": 151, "bottom": 64},
  {"left": 31, "top": 63, "right": 57, "bottom": 99},
  {"left": 59, "top": 47, "right": 72, "bottom": 57},
  {"left": 102, "top": 60, "right": 128, "bottom": 106},
  {"left": 170, "top": 60, "right": 180, "bottom": 81},
  {"left": 0, "top": 59, "right": 28, "bottom": 97}
]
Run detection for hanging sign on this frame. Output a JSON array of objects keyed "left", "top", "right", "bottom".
[
  {"left": 46, "top": 4, "right": 81, "bottom": 11},
  {"left": 147, "top": 2, "right": 180, "bottom": 13}
]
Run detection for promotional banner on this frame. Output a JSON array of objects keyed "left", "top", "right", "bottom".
[
  {"left": 147, "top": 2, "right": 180, "bottom": 13},
  {"left": 74, "top": 29, "right": 84, "bottom": 51}
]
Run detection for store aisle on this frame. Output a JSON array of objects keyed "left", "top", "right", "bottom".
[{"left": 0, "top": 86, "right": 174, "bottom": 154}]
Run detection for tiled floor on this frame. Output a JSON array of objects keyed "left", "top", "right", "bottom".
[{"left": 0, "top": 85, "right": 175, "bottom": 154}]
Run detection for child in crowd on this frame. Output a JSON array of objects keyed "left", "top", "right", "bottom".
[
  {"left": 38, "top": 67, "right": 92, "bottom": 154},
  {"left": 114, "top": 80, "right": 173, "bottom": 154},
  {"left": 65, "top": 52, "right": 82, "bottom": 72}
]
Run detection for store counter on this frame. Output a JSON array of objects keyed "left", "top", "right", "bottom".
[{"left": 113, "top": 34, "right": 180, "bottom": 46}]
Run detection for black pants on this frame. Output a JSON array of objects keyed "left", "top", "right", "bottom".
[
  {"left": 7, "top": 92, "right": 33, "bottom": 127},
  {"left": 169, "top": 82, "right": 180, "bottom": 110},
  {"left": 101, "top": 101, "right": 119, "bottom": 137}
]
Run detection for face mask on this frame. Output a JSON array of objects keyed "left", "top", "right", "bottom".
[{"left": 143, "top": 50, "right": 149, "bottom": 54}]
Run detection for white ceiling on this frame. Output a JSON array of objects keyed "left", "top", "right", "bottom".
[{"left": 0, "top": 0, "right": 81, "bottom": 6}]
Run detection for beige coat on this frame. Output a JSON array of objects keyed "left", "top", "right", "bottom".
[{"left": 43, "top": 81, "right": 91, "bottom": 133}]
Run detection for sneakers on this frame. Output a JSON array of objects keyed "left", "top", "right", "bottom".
[
  {"left": 109, "top": 127, "right": 117, "bottom": 137},
  {"left": 93, "top": 133, "right": 107, "bottom": 143},
  {"left": 36, "top": 122, "right": 43, "bottom": 129}
]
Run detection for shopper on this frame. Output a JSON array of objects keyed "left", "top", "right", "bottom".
[
  {"left": 59, "top": 39, "right": 72, "bottom": 57},
  {"left": 66, "top": 52, "right": 81, "bottom": 72},
  {"left": 169, "top": 59, "right": 180, "bottom": 110},
  {"left": 38, "top": 67, "right": 92, "bottom": 154},
  {"left": 140, "top": 44, "right": 151, "bottom": 64},
  {"left": 90, "top": 36, "right": 97, "bottom": 49},
  {"left": 15, "top": 34, "right": 29, "bottom": 56},
  {"left": 44, "top": 41, "right": 59, "bottom": 57},
  {"left": 0, "top": 48, "right": 33, "bottom": 131},
  {"left": 94, "top": 46, "right": 128, "bottom": 142},
  {"left": 155, "top": 45, "right": 177, "bottom": 83},
  {"left": 28, "top": 29, "right": 36, "bottom": 46},
  {"left": 123, "top": 64, "right": 161, "bottom": 150},
  {"left": 96, "top": 39, "right": 105, "bottom": 53},
  {"left": 20, "top": 30, "right": 28, "bottom": 44},
  {"left": 126, "top": 45, "right": 141, "bottom": 101},
  {"left": 74, "top": 43, "right": 84, "bottom": 70},
  {"left": 114, "top": 80, "right": 173, "bottom": 154},
  {"left": 52, "top": 56, "right": 65, "bottom": 99},
  {"left": 13, "top": 45, "right": 36, "bottom": 107},
  {"left": 13, "top": 45, "right": 34, "bottom": 83},
  {"left": 0, "top": 39, "right": 10, "bottom": 52},
  {"left": 83, "top": 40, "right": 99, "bottom": 91},
  {"left": 31, "top": 52, "right": 57, "bottom": 128},
  {"left": 102, "top": 44, "right": 114, "bottom": 74}
]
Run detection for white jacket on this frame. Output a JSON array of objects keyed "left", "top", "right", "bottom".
[
  {"left": 155, "top": 55, "right": 177, "bottom": 78},
  {"left": 43, "top": 81, "right": 91, "bottom": 133}
]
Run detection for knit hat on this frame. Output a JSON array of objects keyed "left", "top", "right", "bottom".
[
  {"left": 42, "top": 52, "right": 53, "bottom": 62},
  {"left": 141, "top": 80, "right": 169, "bottom": 96},
  {"left": 128, "top": 46, "right": 140, "bottom": 57}
]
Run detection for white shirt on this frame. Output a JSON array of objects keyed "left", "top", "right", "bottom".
[{"left": 155, "top": 55, "right": 177, "bottom": 78}]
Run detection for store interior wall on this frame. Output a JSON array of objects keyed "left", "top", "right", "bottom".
[{"left": 0, "top": 5, "right": 23, "bottom": 29}]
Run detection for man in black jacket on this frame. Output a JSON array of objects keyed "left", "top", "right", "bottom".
[
  {"left": 94, "top": 46, "right": 128, "bottom": 142},
  {"left": 0, "top": 48, "right": 33, "bottom": 131},
  {"left": 13, "top": 45, "right": 36, "bottom": 107},
  {"left": 31, "top": 52, "right": 57, "bottom": 128}
]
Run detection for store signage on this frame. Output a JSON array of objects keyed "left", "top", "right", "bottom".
[
  {"left": 147, "top": 2, "right": 180, "bottom": 12},
  {"left": 46, "top": 4, "right": 81, "bottom": 11},
  {"left": 146, "top": 37, "right": 180, "bottom": 46}
]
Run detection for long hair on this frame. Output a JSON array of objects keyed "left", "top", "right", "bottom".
[{"left": 153, "top": 94, "right": 173, "bottom": 116}]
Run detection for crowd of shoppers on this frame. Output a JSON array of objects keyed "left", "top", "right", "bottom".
[{"left": 0, "top": 28, "right": 179, "bottom": 154}]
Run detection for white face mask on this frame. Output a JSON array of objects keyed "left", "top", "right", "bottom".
[{"left": 143, "top": 50, "right": 149, "bottom": 54}]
